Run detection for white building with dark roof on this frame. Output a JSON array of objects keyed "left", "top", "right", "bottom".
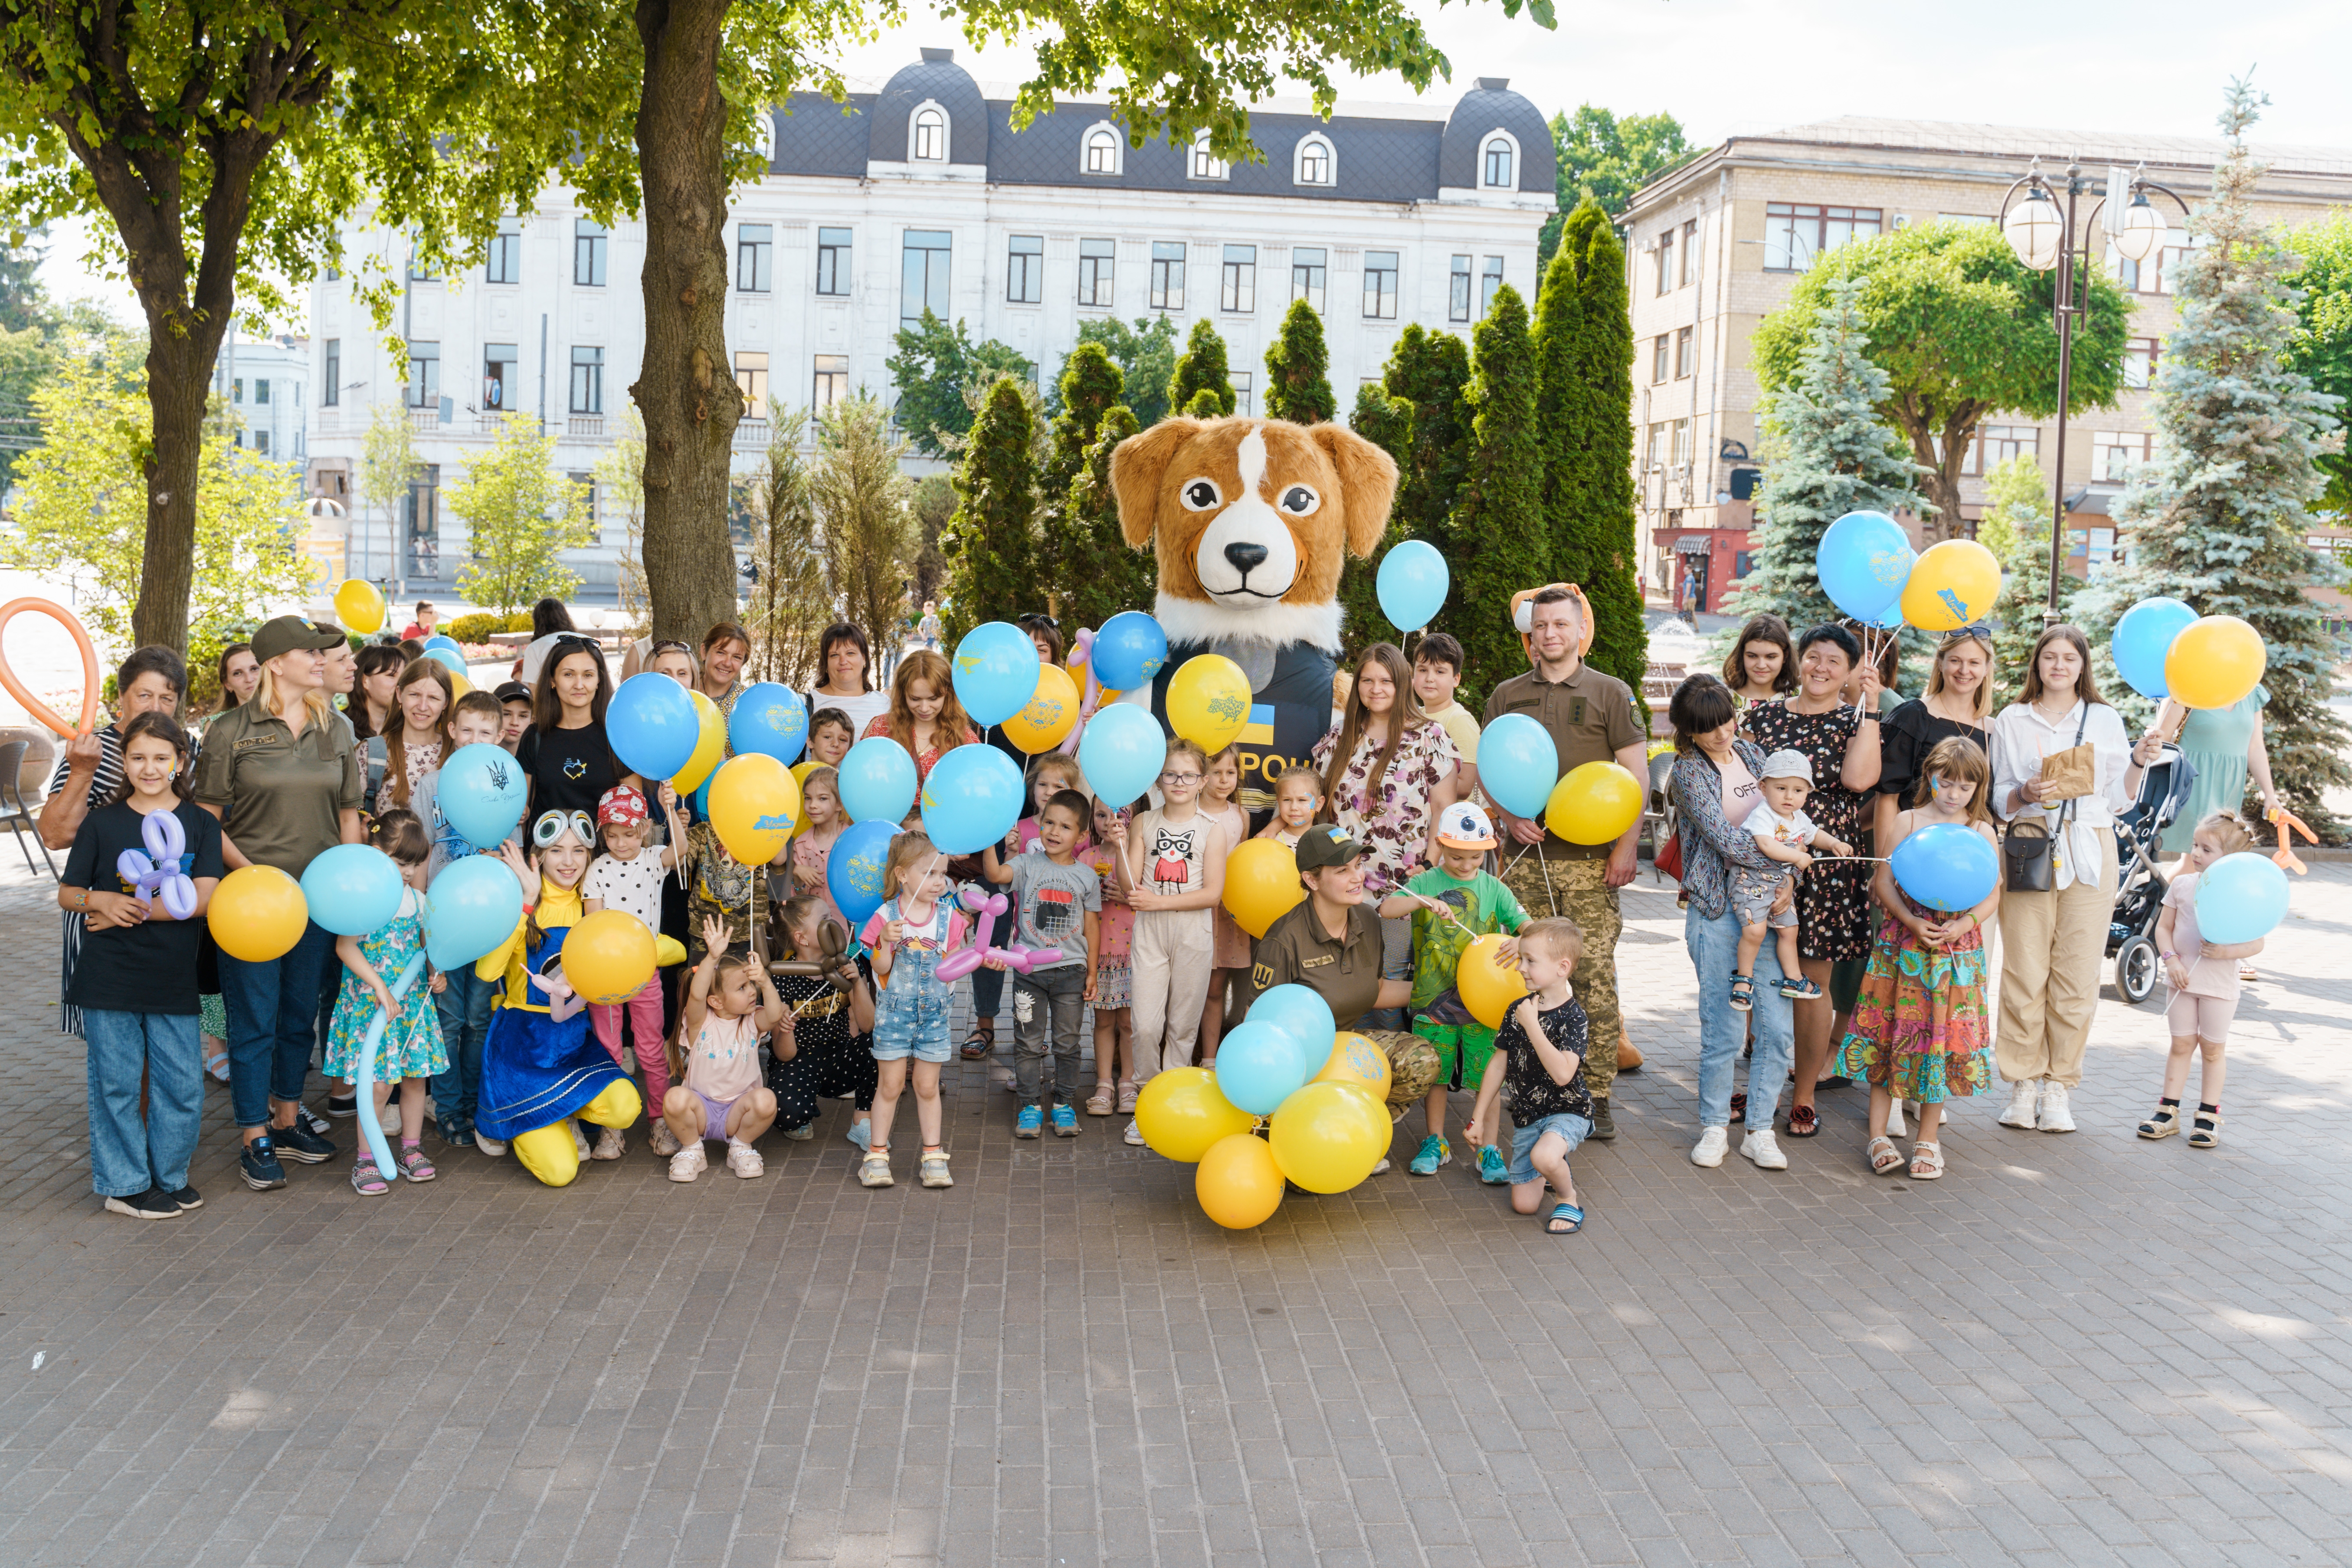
[{"left": 303, "top": 49, "right": 1555, "bottom": 601}]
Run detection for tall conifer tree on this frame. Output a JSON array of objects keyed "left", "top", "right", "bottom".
[
  {"left": 1264, "top": 298, "right": 1336, "bottom": 423},
  {"left": 1168, "top": 321, "right": 1237, "bottom": 418},
  {"left": 1445, "top": 285, "right": 1546, "bottom": 709},
  {"left": 1564, "top": 202, "right": 1653, "bottom": 707},
  {"left": 939, "top": 375, "right": 1039, "bottom": 642}
]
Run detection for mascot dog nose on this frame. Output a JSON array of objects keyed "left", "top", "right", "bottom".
[{"left": 1223, "top": 542, "right": 1270, "bottom": 576}]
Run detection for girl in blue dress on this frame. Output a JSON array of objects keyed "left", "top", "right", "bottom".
[{"left": 324, "top": 811, "right": 449, "bottom": 1195}]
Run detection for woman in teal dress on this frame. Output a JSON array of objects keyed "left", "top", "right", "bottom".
[{"left": 2160, "top": 684, "right": 2276, "bottom": 856}]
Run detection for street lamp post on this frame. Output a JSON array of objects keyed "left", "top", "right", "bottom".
[{"left": 1998, "top": 159, "right": 2189, "bottom": 622}]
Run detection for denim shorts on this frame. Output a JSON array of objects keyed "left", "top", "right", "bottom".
[
  {"left": 1507, "top": 1111, "right": 1592, "bottom": 1188},
  {"left": 870, "top": 999, "right": 952, "bottom": 1064}
]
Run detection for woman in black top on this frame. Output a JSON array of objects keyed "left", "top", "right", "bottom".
[
  {"left": 516, "top": 635, "right": 639, "bottom": 817},
  {"left": 1875, "top": 627, "right": 1996, "bottom": 848}
]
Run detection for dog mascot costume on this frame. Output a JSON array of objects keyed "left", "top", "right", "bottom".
[{"left": 1109, "top": 416, "right": 1399, "bottom": 821}]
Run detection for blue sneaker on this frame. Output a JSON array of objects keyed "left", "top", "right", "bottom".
[
  {"left": 847, "top": 1119, "right": 872, "bottom": 1151},
  {"left": 239, "top": 1136, "right": 287, "bottom": 1192},
  {"left": 1050, "top": 1104, "right": 1079, "bottom": 1137},
  {"left": 1408, "top": 1134, "right": 1451, "bottom": 1176},
  {"left": 1477, "top": 1145, "right": 1509, "bottom": 1185},
  {"left": 1015, "top": 1105, "right": 1044, "bottom": 1139}
]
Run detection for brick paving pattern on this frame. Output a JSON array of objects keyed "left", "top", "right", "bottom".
[{"left": 2, "top": 854, "right": 2349, "bottom": 1566}]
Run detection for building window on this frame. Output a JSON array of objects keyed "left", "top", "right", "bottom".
[
  {"left": 322, "top": 340, "right": 340, "bottom": 406},
  {"left": 255, "top": 378, "right": 271, "bottom": 406},
  {"left": 2123, "top": 337, "right": 2160, "bottom": 390},
  {"left": 1229, "top": 370, "right": 1253, "bottom": 417},
  {"left": 1671, "top": 419, "right": 1692, "bottom": 467},
  {"left": 483, "top": 343, "right": 518, "bottom": 410},
  {"left": 1675, "top": 326, "right": 1694, "bottom": 379},
  {"left": 912, "top": 106, "right": 946, "bottom": 162},
  {"left": 816, "top": 227, "right": 852, "bottom": 296},
  {"left": 2093, "top": 431, "right": 2158, "bottom": 481},
  {"left": 737, "top": 224, "right": 773, "bottom": 292},
  {"left": 254, "top": 430, "right": 271, "bottom": 455},
  {"left": 574, "top": 219, "right": 607, "bottom": 286},
  {"left": 1007, "top": 234, "right": 1043, "bottom": 305},
  {"left": 569, "top": 470, "right": 600, "bottom": 537},
  {"left": 901, "top": 229, "right": 951, "bottom": 328},
  {"left": 1296, "top": 135, "right": 1333, "bottom": 187},
  {"left": 408, "top": 251, "right": 437, "bottom": 283},
  {"left": 1655, "top": 227, "right": 1675, "bottom": 295},
  {"left": 1078, "top": 238, "right": 1114, "bottom": 308},
  {"left": 570, "top": 346, "right": 603, "bottom": 414},
  {"left": 1962, "top": 422, "right": 2041, "bottom": 475},
  {"left": 1189, "top": 131, "right": 1228, "bottom": 182},
  {"left": 1449, "top": 255, "right": 1472, "bottom": 323},
  {"left": 1085, "top": 128, "right": 1120, "bottom": 175},
  {"left": 1651, "top": 335, "right": 1669, "bottom": 384},
  {"left": 1150, "top": 241, "right": 1185, "bottom": 311},
  {"left": 404, "top": 345, "right": 439, "bottom": 409},
  {"left": 812, "top": 354, "right": 848, "bottom": 411},
  {"left": 1292, "top": 247, "right": 1327, "bottom": 312},
  {"left": 1480, "top": 256, "right": 1503, "bottom": 317},
  {"left": 486, "top": 217, "right": 521, "bottom": 285},
  {"left": 734, "top": 351, "right": 769, "bottom": 412},
  {"left": 1483, "top": 136, "right": 1514, "bottom": 188},
  {"left": 405, "top": 464, "right": 439, "bottom": 580},
  {"left": 1363, "top": 250, "right": 1399, "bottom": 319},
  {"left": 1644, "top": 422, "right": 1663, "bottom": 471},
  {"left": 2150, "top": 244, "right": 2193, "bottom": 296},
  {"left": 1764, "top": 203, "right": 1882, "bottom": 271},
  {"left": 1221, "top": 245, "right": 1255, "bottom": 313},
  {"left": 1681, "top": 219, "right": 1699, "bottom": 286}
]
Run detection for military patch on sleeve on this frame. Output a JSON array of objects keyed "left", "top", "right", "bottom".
[{"left": 1252, "top": 962, "right": 1274, "bottom": 990}]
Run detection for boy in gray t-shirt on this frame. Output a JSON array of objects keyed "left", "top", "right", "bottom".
[{"left": 982, "top": 789, "right": 1101, "bottom": 1136}]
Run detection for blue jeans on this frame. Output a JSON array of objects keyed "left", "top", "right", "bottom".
[
  {"left": 83, "top": 1009, "right": 203, "bottom": 1196},
  {"left": 219, "top": 920, "right": 337, "bottom": 1129},
  {"left": 1686, "top": 903, "right": 1795, "bottom": 1130},
  {"left": 432, "top": 965, "right": 496, "bottom": 1127},
  {"left": 1012, "top": 963, "right": 1087, "bottom": 1107}
]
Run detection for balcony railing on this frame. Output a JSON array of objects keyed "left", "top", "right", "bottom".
[{"left": 567, "top": 416, "right": 605, "bottom": 438}]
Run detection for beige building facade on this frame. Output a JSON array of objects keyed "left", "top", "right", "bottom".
[{"left": 1619, "top": 116, "right": 2352, "bottom": 617}]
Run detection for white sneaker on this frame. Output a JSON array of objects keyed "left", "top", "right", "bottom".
[
  {"left": 1370, "top": 1158, "right": 1391, "bottom": 1175},
  {"left": 725, "top": 1142, "right": 764, "bottom": 1178},
  {"left": 1740, "top": 1129, "right": 1789, "bottom": 1170},
  {"left": 1887, "top": 1100, "right": 1907, "bottom": 1139},
  {"left": 591, "top": 1124, "right": 626, "bottom": 1161},
  {"left": 570, "top": 1120, "right": 590, "bottom": 1161},
  {"left": 1690, "top": 1126, "right": 1729, "bottom": 1168},
  {"left": 668, "top": 1144, "right": 707, "bottom": 1182},
  {"left": 1123, "top": 1120, "right": 1145, "bottom": 1147},
  {"left": 2037, "top": 1080, "right": 2077, "bottom": 1133},
  {"left": 648, "top": 1119, "right": 681, "bottom": 1157},
  {"left": 1998, "top": 1079, "right": 2040, "bottom": 1129},
  {"left": 475, "top": 1133, "right": 506, "bottom": 1158}
]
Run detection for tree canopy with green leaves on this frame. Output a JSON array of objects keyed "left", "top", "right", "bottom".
[
  {"left": 1263, "top": 298, "right": 1334, "bottom": 423},
  {"left": 446, "top": 415, "right": 596, "bottom": 615},
  {"left": 886, "top": 310, "right": 1033, "bottom": 458},
  {"left": 1537, "top": 105, "right": 1691, "bottom": 269},
  {"left": 939, "top": 375, "right": 1039, "bottom": 643},
  {"left": 1169, "top": 319, "right": 1236, "bottom": 418},
  {"left": 2284, "top": 210, "right": 2352, "bottom": 519},
  {"left": 1752, "top": 221, "right": 2129, "bottom": 543},
  {"left": 1070, "top": 315, "right": 1179, "bottom": 429},
  {"left": 1444, "top": 285, "right": 1545, "bottom": 710}
]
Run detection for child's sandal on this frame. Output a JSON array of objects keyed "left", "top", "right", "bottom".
[
  {"left": 1909, "top": 1141, "right": 1944, "bottom": 1180},
  {"left": 1116, "top": 1082, "right": 1138, "bottom": 1115},
  {"left": 1867, "top": 1136, "right": 1905, "bottom": 1175},
  {"left": 2187, "top": 1107, "right": 2222, "bottom": 1149},
  {"left": 1544, "top": 1202, "right": 1584, "bottom": 1236},
  {"left": 397, "top": 1148, "right": 438, "bottom": 1182},
  {"left": 1728, "top": 974, "right": 1755, "bottom": 1012},
  {"left": 1086, "top": 1087, "right": 1115, "bottom": 1116},
  {"left": 2138, "top": 1099, "right": 2182, "bottom": 1140},
  {"left": 350, "top": 1159, "right": 389, "bottom": 1196}
]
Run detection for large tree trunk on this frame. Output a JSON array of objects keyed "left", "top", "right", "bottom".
[
  {"left": 630, "top": 0, "right": 744, "bottom": 645},
  {"left": 1893, "top": 402, "right": 1985, "bottom": 546},
  {"left": 127, "top": 289, "right": 226, "bottom": 653}
]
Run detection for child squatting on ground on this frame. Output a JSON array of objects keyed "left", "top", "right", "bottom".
[
  {"left": 1463, "top": 917, "right": 1595, "bottom": 1236},
  {"left": 663, "top": 915, "right": 786, "bottom": 1182},
  {"left": 1733, "top": 750, "right": 1851, "bottom": 1010},
  {"left": 2139, "top": 809, "right": 2267, "bottom": 1150}
]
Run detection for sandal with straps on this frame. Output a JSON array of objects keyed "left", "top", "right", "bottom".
[
  {"left": 2187, "top": 1106, "right": 2222, "bottom": 1149},
  {"left": 1786, "top": 1103, "right": 1820, "bottom": 1138},
  {"left": 350, "top": 1158, "right": 389, "bottom": 1196},
  {"left": 1867, "top": 1136, "right": 1904, "bottom": 1176},
  {"left": 2138, "top": 1098, "right": 2182, "bottom": 1140},
  {"left": 397, "top": 1148, "right": 438, "bottom": 1182},
  {"left": 1728, "top": 974, "right": 1756, "bottom": 1013},
  {"left": 1729, "top": 1091, "right": 1747, "bottom": 1125},
  {"left": 1544, "top": 1202, "right": 1584, "bottom": 1235},
  {"left": 1909, "top": 1141, "right": 1945, "bottom": 1180}
]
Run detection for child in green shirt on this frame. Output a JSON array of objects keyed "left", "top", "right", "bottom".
[{"left": 1379, "top": 801, "right": 1526, "bottom": 1181}]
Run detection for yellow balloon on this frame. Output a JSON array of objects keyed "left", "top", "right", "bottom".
[
  {"left": 672, "top": 691, "right": 727, "bottom": 792},
  {"left": 1195, "top": 1132, "right": 1286, "bottom": 1228},
  {"left": 447, "top": 670, "right": 473, "bottom": 699},
  {"left": 1166, "top": 654, "right": 1252, "bottom": 753},
  {"left": 788, "top": 759, "right": 825, "bottom": 838},
  {"left": 1458, "top": 933, "right": 1529, "bottom": 1030},
  {"left": 333, "top": 578, "right": 386, "bottom": 634},
  {"left": 1002, "top": 662, "right": 1081, "bottom": 754},
  {"left": 1266, "top": 1080, "right": 1390, "bottom": 1193},
  {"left": 708, "top": 752, "right": 802, "bottom": 864},
  {"left": 2165, "top": 615, "right": 2267, "bottom": 710},
  {"left": 1313, "top": 1031, "right": 1392, "bottom": 1100},
  {"left": 1544, "top": 760, "right": 1643, "bottom": 845},
  {"left": 208, "top": 865, "right": 308, "bottom": 962},
  {"left": 1222, "top": 838, "right": 1305, "bottom": 938},
  {"left": 560, "top": 909, "right": 658, "bottom": 1005},
  {"left": 1899, "top": 539, "right": 2002, "bottom": 632},
  {"left": 1134, "top": 1066, "right": 1257, "bottom": 1162},
  {"left": 654, "top": 935, "right": 688, "bottom": 966}
]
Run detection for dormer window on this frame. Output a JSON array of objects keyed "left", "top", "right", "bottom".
[
  {"left": 1189, "top": 130, "right": 1228, "bottom": 182},
  {"left": 1086, "top": 127, "right": 1120, "bottom": 175},
  {"left": 1483, "top": 135, "right": 1515, "bottom": 189},
  {"left": 912, "top": 105, "right": 946, "bottom": 162},
  {"left": 1295, "top": 134, "right": 1334, "bottom": 187}
]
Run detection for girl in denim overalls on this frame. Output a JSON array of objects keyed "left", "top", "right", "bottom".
[{"left": 857, "top": 831, "right": 975, "bottom": 1190}]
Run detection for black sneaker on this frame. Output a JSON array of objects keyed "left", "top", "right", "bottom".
[
  {"left": 163, "top": 1184, "right": 203, "bottom": 1211},
  {"left": 298, "top": 1101, "right": 334, "bottom": 1136},
  {"left": 103, "top": 1187, "right": 181, "bottom": 1220},
  {"left": 241, "top": 1137, "right": 288, "bottom": 1190},
  {"left": 1588, "top": 1100, "right": 1617, "bottom": 1142},
  {"left": 325, "top": 1093, "right": 358, "bottom": 1120},
  {"left": 272, "top": 1122, "right": 337, "bottom": 1165}
]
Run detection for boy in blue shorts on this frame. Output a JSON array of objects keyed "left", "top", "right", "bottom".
[
  {"left": 1464, "top": 917, "right": 1592, "bottom": 1235},
  {"left": 1379, "top": 801, "right": 1526, "bottom": 1180}
]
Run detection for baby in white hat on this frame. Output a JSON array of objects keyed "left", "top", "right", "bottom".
[{"left": 1730, "top": 750, "right": 1853, "bottom": 1011}]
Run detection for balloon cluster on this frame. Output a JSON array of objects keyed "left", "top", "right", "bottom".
[
  {"left": 2111, "top": 599, "right": 2266, "bottom": 710},
  {"left": 1468, "top": 713, "right": 1642, "bottom": 845},
  {"left": 1814, "top": 511, "right": 2000, "bottom": 633}
]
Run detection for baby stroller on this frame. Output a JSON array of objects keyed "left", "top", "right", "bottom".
[{"left": 2106, "top": 740, "right": 2197, "bottom": 1004}]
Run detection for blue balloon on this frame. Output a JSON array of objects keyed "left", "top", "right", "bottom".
[
  {"left": 420, "top": 635, "right": 463, "bottom": 658},
  {"left": 1212, "top": 1021, "right": 1311, "bottom": 1116},
  {"left": 422, "top": 645, "right": 468, "bottom": 678},
  {"left": 1888, "top": 823, "right": 1999, "bottom": 913},
  {"left": 2195, "top": 852, "right": 2290, "bottom": 944},
  {"left": 1092, "top": 611, "right": 1168, "bottom": 692},
  {"left": 1248, "top": 984, "right": 1337, "bottom": 1077},
  {"left": 353, "top": 953, "right": 428, "bottom": 1183},
  {"left": 436, "top": 742, "right": 529, "bottom": 850},
  {"left": 838, "top": 736, "right": 919, "bottom": 825},
  {"left": 727, "top": 681, "right": 809, "bottom": 765},
  {"left": 919, "top": 743, "right": 1025, "bottom": 854},
  {"left": 1478, "top": 712, "right": 1560, "bottom": 821},
  {"left": 2113, "top": 596, "right": 2199, "bottom": 701},
  {"left": 952, "top": 622, "right": 1044, "bottom": 729},
  {"left": 1815, "top": 510, "right": 1917, "bottom": 620},
  {"left": 1863, "top": 599, "right": 1906, "bottom": 631},
  {"left": 423, "top": 854, "right": 525, "bottom": 970},
  {"left": 606, "top": 672, "right": 699, "bottom": 780},
  {"left": 1376, "top": 539, "right": 1450, "bottom": 633},
  {"left": 299, "top": 843, "right": 406, "bottom": 937},
  {"left": 1077, "top": 701, "right": 1166, "bottom": 810},
  {"left": 826, "top": 818, "right": 902, "bottom": 931}
]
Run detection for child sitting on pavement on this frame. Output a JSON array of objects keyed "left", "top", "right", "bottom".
[
  {"left": 1463, "top": 917, "right": 1594, "bottom": 1236},
  {"left": 663, "top": 915, "right": 786, "bottom": 1182},
  {"left": 1733, "top": 750, "right": 1850, "bottom": 1010}
]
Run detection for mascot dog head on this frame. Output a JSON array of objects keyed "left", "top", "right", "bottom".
[{"left": 1111, "top": 416, "right": 1397, "bottom": 653}]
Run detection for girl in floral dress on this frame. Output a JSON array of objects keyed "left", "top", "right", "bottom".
[
  {"left": 1835, "top": 737, "right": 2000, "bottom": 1182},
  {"left": 324, "top": 811, "right": 449, "bottom": 1195},
  {"left": 1084, "top": 797, "right": 1137, "bottom": 1115}
]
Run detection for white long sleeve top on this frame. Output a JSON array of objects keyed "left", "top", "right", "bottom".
[{"left": 1990, "top": 699, "right": 2133, "bottom": 890}]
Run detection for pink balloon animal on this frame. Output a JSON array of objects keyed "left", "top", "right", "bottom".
[{"left": 936, "top": 888, "right": 1046, "bottom": 981}]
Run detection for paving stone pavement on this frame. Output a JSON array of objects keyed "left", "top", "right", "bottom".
[{"left": 2, "top": 851, "right": 2349, "bottom": 1568}]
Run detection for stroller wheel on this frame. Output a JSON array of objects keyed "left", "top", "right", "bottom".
[{"left": 2115, "top": 933, "right": 2160, "bottom": 1005}]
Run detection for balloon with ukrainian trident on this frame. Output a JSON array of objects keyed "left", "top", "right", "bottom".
[
  {"left": 707, "top": 753, "right": 803, "bottom": 864},
  {"left": 1815, "top": 510, "right": 1917, "bottom": 621}
]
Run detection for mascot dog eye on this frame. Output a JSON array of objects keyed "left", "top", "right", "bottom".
[
  {"left": 1278, "top": 484, "right": 1319, "bottom": 517},
  {"left": 1180, "top": 478, "right": 1222, "bottom": 511}
]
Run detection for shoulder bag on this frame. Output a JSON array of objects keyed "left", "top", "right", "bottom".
[{"left": 2003, "top": 705, "right": 2088, "bottom": 894}]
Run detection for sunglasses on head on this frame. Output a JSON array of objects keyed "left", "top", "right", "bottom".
[
  {"left": 650, "top": 639, "right": 692, "bottom": 656},
  {"left": 1938, "top": 623, "right": 1993, "bottom": 645},
  {"left": 1018, "top": 613, "right": 1060, "bottom": 632},
  {"left": 532, "top": 810, "right": 596, "bottom": 848}
]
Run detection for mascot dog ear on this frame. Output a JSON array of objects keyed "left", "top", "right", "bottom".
[
  {"left": 1110, "top": 416, "right": 1209, "bottom": 548},
  {"left": 1307, "top": 423, "right": 1399, "bottom": 560}
]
